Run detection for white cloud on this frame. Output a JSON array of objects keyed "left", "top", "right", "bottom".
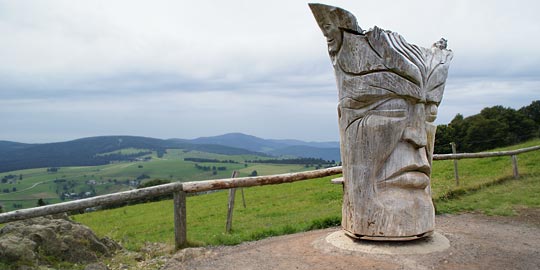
[
  {"left": 0, "top": 0, "right": 538, "bottom": 142},
  {"left": 437, "top": 77, "right": 540, "bottom": 123}
]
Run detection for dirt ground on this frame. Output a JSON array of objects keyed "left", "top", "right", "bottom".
[{"left": 159, "top": 209, "right": 540, "bottom": 270}]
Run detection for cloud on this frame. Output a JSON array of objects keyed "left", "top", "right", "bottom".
[
  {"left": 0, "top": 0, "right": 539, "bottom": 142},
  {"left": 0, "top": 86, "right": 339, "bottom": 142},
  {"left": 438, "top": 77, "right": 540, "bottom": 123}
]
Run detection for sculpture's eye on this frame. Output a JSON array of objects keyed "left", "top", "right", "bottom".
[
  {"left": 323, "top": 24, "right": 334, "bottom": 35},
  {"left": 373, "top": 98, "right": 407, "bottom": 118},
  {"left": 425, "top": 104, "right": 438, "bottom": 122}
]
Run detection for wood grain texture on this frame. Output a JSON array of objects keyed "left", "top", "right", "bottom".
[
  {"left": 311, "top": 3, "right": 452, "bottom": 240},
  {"left": 173, "top": 191, "right": 187, "bottom": 249},
  {"left": 226, "top": 171, "right": 240, "bottom": 233},
  {"left": 0, "top": 182, "right": 183, "bottom": 224}
]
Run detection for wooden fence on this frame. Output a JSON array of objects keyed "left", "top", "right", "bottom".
[
  {"left": 0, "top": 145, "right": 538, "bottom": 248},
  {"left": 0, "top": 166, "right": 342, "bottom": 248},
  {"left": 433, "top": 145, "right": 540, "bottom": 185}
]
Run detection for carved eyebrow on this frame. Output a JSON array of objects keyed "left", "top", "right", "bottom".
[
  {"left": 339, "top": 88, "right": 394, "bottom": 104},
  {"left": 339, "top": 96, "right": 378, "bottom": 109}
]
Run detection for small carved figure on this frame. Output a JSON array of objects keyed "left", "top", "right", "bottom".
[
  {"left": 434, "top": 38, "right": 448, "bottom": 50},
  {"left": 310, "top": 3, "right": 453, "bottom": 240}
]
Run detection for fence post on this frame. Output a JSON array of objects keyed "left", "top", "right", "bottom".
[
  {"left": 173, "top": 190, "right": 187, "bottom": 249},
  {"left": 240, "top": 188, "right": 246, "bottom": 208},
  {"left": 450, "top": 142, "right": 459, "bottom": 186},
  {"left": 226, "top": 171, "right": 240, "bottom": 233},
  {"left": 511, "top": 155, "right": 519, "bottom": 179}
]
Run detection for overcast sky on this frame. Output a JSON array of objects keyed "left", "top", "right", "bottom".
[{"left": 1, "top": 0, "right": 539, "bottom": 143}]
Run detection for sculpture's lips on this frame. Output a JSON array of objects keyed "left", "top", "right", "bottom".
[{"left": 379, "top": 165, "right": 431, "bottom": 189}]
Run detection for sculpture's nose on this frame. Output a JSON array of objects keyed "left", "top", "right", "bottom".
[{"left": 402, "top": 104, "right": 427, "bottom": 148}]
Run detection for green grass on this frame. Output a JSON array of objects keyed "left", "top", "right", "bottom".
[
  {"left": 5, "top": 139, "right": 540, "bottom": 252},
  {"left": 73, "top": 175, "right": 342, "bottom": 250},
  {"left": 435, "top": 174, "right": 540, "bottom": 215},
  {"left": 431, "top": 138, "right": 540, "bottom": 201},
  {"left": 0, "top": 148, "right": 307, "bottom": 211},
  {"left": 70, "top": 139, "right": 540, "bottom": 251},
  {"left": 96, "top": 147, "right": 153, "bottom": 156}
]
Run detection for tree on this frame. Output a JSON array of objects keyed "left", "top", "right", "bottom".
[
  {"left": 434, "top": 124, "right": 455, "bottom": 154},
  {"left": 137, "top": 179, "right": 170, "bottom": 189},
  {"left": 464, "top": 116, "right": 507, "bottom": 152},
  {"left": 436, "top": 104, "right": 538, "bottom": 153},
  {"left": 448, "top": 113, "right": 468, "bottom": 150},
  {"left": 250, "top": 170, "right": 258, "bottom": 176},
  {"left": 37, "top": 198, "right": 46, "bottom": 206},
  {"left": 519, "top": 100, "right": 540, "bottom": 126},
  {"left": 0, "top": 204, "right": 3, "bottom": 213}
]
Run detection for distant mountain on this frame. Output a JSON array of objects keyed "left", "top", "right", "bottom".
[
  {"left": 0, "top": 136, "right": 261, "bottom": 173},
  {"left": 186, "top": 133, "right": 284, "bottom": 152},
  {"left": 185, "top": 133, "right": 340, "bottom": 161},
  {"left": 0, "top": 141, "right": 32, "bottom": 152},
  {"left": 0, "top": 133, "right": 341, "bottom": 173}
]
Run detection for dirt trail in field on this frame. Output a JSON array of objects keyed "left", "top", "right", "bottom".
[
  {"left": 160, "top": 209, "right": 540, "bottom": 270},
  {"left": 0, "top": 180, "right": 52, "bottom": 196}
]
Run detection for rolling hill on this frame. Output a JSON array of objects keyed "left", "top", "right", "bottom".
[
  {"left": 0, "top": 136, "right": 261, "bottom": 173},
  {"left": 185, "top": 133, "right": 340, "bottom": 160},
  {"left": 0, "top": 133, "right": 340, "bottom": 173}
]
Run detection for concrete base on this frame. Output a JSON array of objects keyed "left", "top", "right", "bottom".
[{"left": 326, "top": 230, "right": 450, "bottom": 255}]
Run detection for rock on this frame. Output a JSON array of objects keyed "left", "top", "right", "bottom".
[
  {"left": 161, "top": 247, "right": 213, "bottom": 269},
  {"left": 0, "top": 215, "right": 121, "bottom": 269}
]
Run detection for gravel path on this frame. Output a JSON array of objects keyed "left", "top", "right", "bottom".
[{"left": 160, "top": 209, "right": 540, "bottom": 270}]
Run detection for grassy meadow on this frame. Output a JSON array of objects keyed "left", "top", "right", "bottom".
[
  {"left": 73, "top": 175, "right": 342, "bottom": 250},
  {"left": 0, "top": 149, "right": 307, "bottom": 212},
  {"left": 70, "top": 139, "right": 540, "bottom": 251}
]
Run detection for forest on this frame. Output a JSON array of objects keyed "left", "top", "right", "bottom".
[{"left": 434, "top": 100, "right": 540, "bottom": 153}]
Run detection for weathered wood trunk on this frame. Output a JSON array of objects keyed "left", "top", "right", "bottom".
[
  {"left": 310, "top": 3, "right": 453, "bottom": 240},
  {"left": 173, "top": 191, "right": 187, "bottom": 249},
  {"left": 226, "top": 171, "right": 240, "bottom": 233}
]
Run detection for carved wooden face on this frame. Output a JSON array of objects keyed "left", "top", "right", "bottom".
[
  {"left": 311, "top": 3, "right": 452, "bottom": 238},
  {"left": 353, "top": 94, "right": 438, "bottom": 189},
  {"left": 321, "top": 22, "right": 342, "bottom": 56},
  {"left": 334, "top": 29, "right": 451, "bottom": 237},
  {"left": 337, "top": 86, "right": 439, "bottom": 237}
]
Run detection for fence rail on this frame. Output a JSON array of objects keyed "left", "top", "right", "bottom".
[
  {"left": 433, "top": 145, "right": 540, "bottom": 184},
  {"left": 432, "top": 145, "right": 540, "bottom": 160},
  {"left": 0, "top": 146, "right": 538, "bottom": 248},
  {"left": 0, "top": 166, "right": 343, "bottom": 247}
]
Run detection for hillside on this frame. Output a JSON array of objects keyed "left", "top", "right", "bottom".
[
  {"left": 185, "top": 133, "right": 284, "bottom": 152},
  {"left": 0, "top": 146, "right": 310, "bottom": 211},
  {"left": 0, "top": 136, "right": 261, "bottom": 173},
  {"left": 186, "top": 132, "right": 340, "bottom": 160},
  {"left": 0, "top": 133, "right": 340, "bottom": 173}
]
